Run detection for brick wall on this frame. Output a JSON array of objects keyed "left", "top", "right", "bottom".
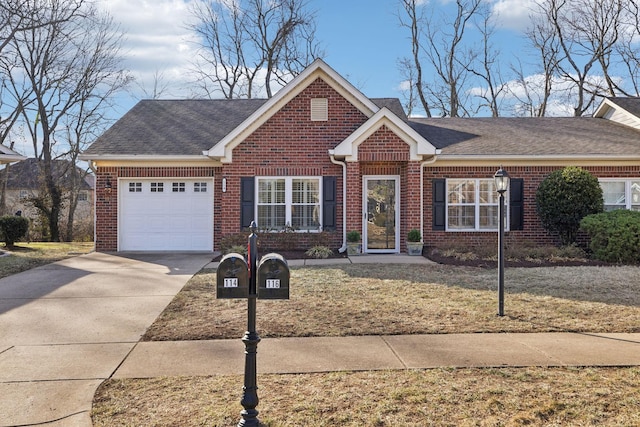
[
  {"left": 217, "top": 78, "right": 368, "bottom": 250},
  {"left": 422, "top": 165, "right": 640, "bottom": 249}
]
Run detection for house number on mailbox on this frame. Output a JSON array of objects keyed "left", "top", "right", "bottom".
[
  {"left": 224, "top": 278, "right": 239, "bottom": 288},
  {"left": 265, "top": 279, "right": 280, "bottom": 289}
]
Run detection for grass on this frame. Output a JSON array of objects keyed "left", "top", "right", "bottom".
[
  {"left": 91, "top": 261, "right": 640, "bottom": 426},
  {"left": 0, "top": 242, "right": 94, "bottom": 279},
  {"left": 143, "top": 263, "right": 640, "bottom": 341},
  {"left": 93, "top": 367, "right": 640, "bottom": 426}
]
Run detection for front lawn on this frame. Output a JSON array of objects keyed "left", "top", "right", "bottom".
[
  {"left": 0, "top": 242, "right": 94, "bottom": 279},
  {"left": 94, "top": 262, "right": 640, "bottom": 426},
  {"left": 143, "top": 263, "right": 640, "bottom": 341}
]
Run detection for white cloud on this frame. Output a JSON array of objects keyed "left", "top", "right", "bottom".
[
  {"left": 490, "top": 0, "right": 537, "bottom": 32},
  {"left": 99, "top": 0, "right": 203, "bottom": 99}
]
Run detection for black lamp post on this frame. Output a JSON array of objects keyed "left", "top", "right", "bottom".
[{"left": 494, "top": 167, "right": 509, "bottom": 317}]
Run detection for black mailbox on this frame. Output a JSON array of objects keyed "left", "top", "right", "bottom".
[
  {"left": 257, "top": 253, "right": 289, "bottom": 300},
  {"left": 216, "top": 253, "right": 249, "bottom": 299}
]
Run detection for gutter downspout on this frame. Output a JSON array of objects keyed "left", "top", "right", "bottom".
[
  {"left": 88, "top": 161, "right": 98, "bottom": 251},
  {"left": 420, "top": 155, "right": 438, "bottom": 245},
  {"left": 329, "top": 153, "right": 348, "bottom": 253}
]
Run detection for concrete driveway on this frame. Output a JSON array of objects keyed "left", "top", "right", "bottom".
[{"left": 0, "top": 251, "right": 211, "bottom": 427}]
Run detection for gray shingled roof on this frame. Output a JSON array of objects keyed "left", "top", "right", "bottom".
[
  {"left": 84, "top": 99, "right": 268, "bottom": 156},
  {"left": 84, "top": 98, "right": 408, "bottom": 156},
  {"left": 409, "top": 116, "right": 640, "bottom": 157},
  {"left": 85, "top": 97, "right": 640, "bottom": 158}
]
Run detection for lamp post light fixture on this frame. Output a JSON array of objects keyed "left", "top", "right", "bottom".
[{"left": 494, "top": 167, "right": 509, "bottom": 317}]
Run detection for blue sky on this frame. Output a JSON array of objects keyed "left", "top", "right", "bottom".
[{"left": 103, "top": 0, "right": 536, "bottom": 113}]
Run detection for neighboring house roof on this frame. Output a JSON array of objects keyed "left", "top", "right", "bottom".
[
  {"left": 608, "top": 97, "right": 640, "bottom": 117},
  {"left": 409, "top": 116, "right": 640, "bottom": 159},
  {"left": 0, "top": 144, "right": 27, "bottom": 164},
  {"left": 4, "top": 158, "right": 93, "bottom": 190},
  {"left": 593, "top": 97, "right": 640, "bottom": 130}
]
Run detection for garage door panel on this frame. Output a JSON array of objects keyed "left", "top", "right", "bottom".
[{"left": 119, "top": 179, "right": 214, "bottom": 251}]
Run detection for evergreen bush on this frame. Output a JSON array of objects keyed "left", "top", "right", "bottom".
[
  {"left": 580, "top": 209, "right": 640, "bottom": 263},
  {"left": 0, "top": 215, "right": 29, "bottom": 248},
  {"left": 536, "top": 166, "right": 603, "bottom": 245}
]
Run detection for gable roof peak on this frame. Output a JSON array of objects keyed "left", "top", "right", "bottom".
[{"left": 205, "top": 58, "right": 384, "bottom": 162}]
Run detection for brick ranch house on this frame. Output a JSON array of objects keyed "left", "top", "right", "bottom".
[{"left": 81, "top": 59, "right": 640, "bottom": 253}]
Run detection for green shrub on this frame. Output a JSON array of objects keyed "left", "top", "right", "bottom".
[
  {"left": 305, "top": 245, "right": 333, "bottom": 259},
  {"left": 536, "top": 167, "right": 603, "bottom": 245},
  {"left": 0, "top": 215, "right": 30, "bottom": 248},
  {"left": 580, "top": 209, "right": 640, "bottom": 263},
  {"left": 407, "top": 229, "right": 421, "bottom": 242},
  {"left": 346, "top": 230, "right": 360, "bottom": 242}
]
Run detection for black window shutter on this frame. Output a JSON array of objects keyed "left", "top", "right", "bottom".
[
  {"left": 509, "top": 178, "right": 524, "bottom": 231},
  {"left": 433, "top": 179, "right": 446, "bottom": 230},
  {"left": 322, "top": 176, "right": 337, "bottom": 231},
  {"left": 240, "top": 177, "right": 255, "bottom": 229}
]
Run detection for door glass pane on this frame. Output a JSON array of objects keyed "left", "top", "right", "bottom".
[{"left": 366, "top": 179, "right": 396, "bottom": 250}]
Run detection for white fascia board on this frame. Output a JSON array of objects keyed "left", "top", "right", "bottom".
[
  {"left": 594, "top": 98, "right": 640, "bottom": 128},
  {"left": 433, "top": 154, "right": 640, "bottom": 167},
  {"left": 333, "top": 107, "right": 438, "bottom": 161},
  {"left": 0, "top": 154, "right": 27, "bottom": 163},
  {"left": 593, "top": 98, "right": 616, "bottom": 118},
  {"left": 78, "top": 154, "right": 220, "bottom": 166},
  {"left": 206, "top": 59, "right": 381, "bottom": 162},
  {"left": 0, "top": 144, "right": 27, "bottom": 163}
]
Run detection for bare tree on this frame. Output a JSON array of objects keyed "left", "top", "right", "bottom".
[
  {"left": 189, "top": 0, "right": 321, "bottom": 99},
  {"left": 466, "top": 7, "right": 507, "bottom": 117},
  {"left": 397, "top": 0, "right": 431, "bottom": 117},
  {"left": 532, "top": 0, "right": 626, "bottom": 116},
  {"left": 3, "top": 0, "right": 130, "bottom": 241},
  {"left": 616, "top": 0, "right": 640, "bottom": 95},
  {"left": 1, "top": 0, "right": 83, "bottom": 147},
  {"left": 413, "top": 0, "right": 484, "bottom": 117}
]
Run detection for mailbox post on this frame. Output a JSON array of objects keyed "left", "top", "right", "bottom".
[
  {"left": 239, "top": 222, "right": 260, "bottom": 427},
  {"left": 216, "top": 221, "right": 289, "bottom": 427}
]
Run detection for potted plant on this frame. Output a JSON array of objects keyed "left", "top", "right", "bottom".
[
  {"left": 346, "top": 230, "right": 361, "bottom": 255},
  {"left": 406, "top": 229, "right": 423, "bottom": 256}
]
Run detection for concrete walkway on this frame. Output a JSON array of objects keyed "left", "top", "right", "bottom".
[
  {"left": 114, "top": 332, "right": 640, "bottom": 379},
  {"left": 1, "top": 253, "right": 640, "bottom": 426},
  {"left": 0, "top": 252, "right": 211, "bottom": 427}
]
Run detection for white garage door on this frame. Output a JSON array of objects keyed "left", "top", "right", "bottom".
[{"left": 119, "top": 179, "right": 214, "bottom": 251}]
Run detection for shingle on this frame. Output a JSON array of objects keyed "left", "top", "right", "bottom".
[
  {"left": 371, "top": 98, "right": 408, "bottom": 121},
  {"left": 5, "top": 158, "right": 93, "bottom": 190},
  {"left": 410, "top": 116, "right": 640, "bottom": 156},
  {"left": 84, "top": 99, "right": 267, "bottom": 156}
]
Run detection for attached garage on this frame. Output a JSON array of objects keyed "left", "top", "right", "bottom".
[{"left": 119, "top": 178, "right": 214, "bottom": 251}]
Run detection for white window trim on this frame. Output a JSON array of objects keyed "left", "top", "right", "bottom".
[
  {"left": 445, "top": 178, "right": 509, "bottom": 232},
  {"left": 255, "top": 176, "right": 322, "bottom": 232},
  {"left": 599, "top": 178, "right": 640, "bottom": 210}
]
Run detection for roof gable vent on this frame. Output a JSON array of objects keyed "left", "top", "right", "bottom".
[{"left": 310, "top": 98, "right": 328, "bottom": 121}]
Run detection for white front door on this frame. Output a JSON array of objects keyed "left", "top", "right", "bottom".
[
  {"left": 119, "top": 178, "right": 214, "bottom": 251},
  {"left": 363, "top": 176, "right": 400, "bottom": 253}
]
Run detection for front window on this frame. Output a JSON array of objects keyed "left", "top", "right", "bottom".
[
  {"left": 600, "top": 179, "right": 640, "bottom": 211},
  {"left": 257, "top": 177, "right": 321, "bottom": 231},
  {"left": 447, "top": 179, "right": 507, "bottom": 231}
]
